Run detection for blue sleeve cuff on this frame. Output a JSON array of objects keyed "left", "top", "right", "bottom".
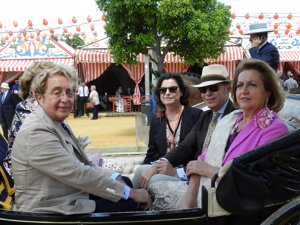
[
  {"left": 111, "top": 173, "right": 131, "bottom": 199},
  {"left": 176, "top": 168, "right": 188, "bottom": 181},
  {"left": 111, "top": 172, "right": 121, "bottom": 180},
  {"left": 123, "top": 185, "right": 131, "bottom": 200}
]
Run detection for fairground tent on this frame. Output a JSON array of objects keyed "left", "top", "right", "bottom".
[
  {"left": 75, "top": 39, "right": 244, "bottom": 84},
  {"left": 0, "top": 37, "right": 75, "bottom": 84}
]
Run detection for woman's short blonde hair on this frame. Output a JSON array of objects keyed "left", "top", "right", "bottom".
[
  {"left": 91, "top": 85, "right": 96, "bottom": 90},
  {"left": 19, "top": 61, "right": 56, "bottom": 99},
  {"left": 31, "top": 64, "right": 78, "bottom": 95},
  {"left": 232, "top": 59, "right": 284, "bottom": 112}
]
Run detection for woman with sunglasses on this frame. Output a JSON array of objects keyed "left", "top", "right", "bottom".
[{"left": 132, "top": 73, "right": 202, "bottom": 188}]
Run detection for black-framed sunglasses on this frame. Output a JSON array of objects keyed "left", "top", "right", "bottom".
[
  {"left": 199, "top": 84, "right": 219, "bottom": 94},
  {"left": 159, "top": 86, "right": 178, "bottom": 94}
]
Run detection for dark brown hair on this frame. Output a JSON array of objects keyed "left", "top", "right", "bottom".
[
  {"left": 155, "top": 73, "right": 189, "bottom": 112},
  {"left": 232, "top": 59, "right": 284, "bottom": 112}
]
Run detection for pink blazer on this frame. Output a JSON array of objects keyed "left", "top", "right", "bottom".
[{"left": 222, "top": 116, "right": 288, "bottom": 164}]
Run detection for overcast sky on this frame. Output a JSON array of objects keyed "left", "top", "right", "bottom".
[
  {"left": 219, "top": 0, "right": 300, "bottom": 13},
  {"left": 0, "top": 0, "right": 298, "bottom": 40},
  {"left": 0, "top": 0, "right": 100, "bottom": 28}
]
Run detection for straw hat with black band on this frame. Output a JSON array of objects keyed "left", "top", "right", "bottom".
[{"left": 191, "top": 64, "right": 231, "bottom": 88}]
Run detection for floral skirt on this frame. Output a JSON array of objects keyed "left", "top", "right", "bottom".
[{"left": 148, "top": 180, "right": 188, "bottom": 210}]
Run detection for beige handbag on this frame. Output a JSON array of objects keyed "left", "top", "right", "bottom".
[{"left": 203, "top": 163, "right": 232, "bottom": 217}]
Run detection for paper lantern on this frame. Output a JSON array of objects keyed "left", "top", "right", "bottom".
[
  {"left": 22, "top": 30, "right": 27, "bottom": 37},
  {"left": 5, "top": 36, "right": 9, "bottom": 40},
  {"left": 72, "top": 17, "right": 77, "bottom": 23},
  {"left": 287, "top": 23, "right": 292, "bottom": 29},
  {"left": 0, "top": 23, "right": 2, "bottom": 29},
  {"left": 238, "top": 29, "right": 244, "bottom": 35},
  {"left": 101, "top": 15, "right": 106, "bottom": 21},
  {"left": 274, "top": 23, "right": 279, "bottom": 29},
  {"left": 285, "top": 29, "right": 290, "bottom": 35},
  {"left": 24, "top": 37, "right": 29, "bottom": 42},
  {"left": 8, "top": 31, "right": 13, "bottom": 36},
  {"left": 13, "top": 21, "right": 18, "bottom": 27},
  {"left": 1, "top": 37, "right": 5, "bottom": 43},
  {"left": 28, "top": 20, "right": 33, "bottom": 27},
  {"left": 50, "top": 28, "right": 55, "bottom": 34},
  {"left": 12, "top": 37, "right": 16, "bottom": 42},
  {"left": 274, "top": 13, "right": 279, "bottom": 19},
  {"left": 87, "top": 15, "right": 92, "bottom": 22},
  {"left": 245, "top": 13, "right": 250, "bottom": 19},
  {"left": 90, "top": 24, "right": 95, "bottom": 31},
  {"left": 63, "top": 27, "right": 68, "bottom": 33},
  {"left": 287, "top": 13, "right": 293, "bottom": 20},
  {"left": 36, "top": 29, "right": 41, "bottom": 36},
  {"left": 258, "top": 13, "right": 264, "bottom": 19},
  {"left": 236, "top": 23, "right": 241, "bottom": 29},
  {"left": 30, "top": 33, "right": 35, "bottom": 39},
  {"left": 43, "top": 19, "right": 48, "bottom": 26},
  {"left": 76, "top": 25, "right": 81, "bottom": 32},
  {"left": 230, "top": 13, "right": 236, "bottom": 19},
  {"left": 58, "top": 18, "right": 63, "bottom": 25}
]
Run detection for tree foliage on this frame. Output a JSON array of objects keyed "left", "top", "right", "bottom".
[
  {"left": 62, "top": 33, "right": 85, "bottom": 49},
  {"left": 96, "top": 0, "right": 231, "bottom": 74}
]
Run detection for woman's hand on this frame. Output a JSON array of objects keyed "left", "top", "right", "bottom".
[
  {"left": 140, "top": 165, "right": 158, "bottom": 189},
  {"left": 185, "top": 159, "right": 219, "bottom": 178}
]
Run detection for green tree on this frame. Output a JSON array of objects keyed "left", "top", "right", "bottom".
[
  {"left": 62, "top": 33, "right": 85, "bottom": 49},
  {"left": 96, "top": 0, "right": 231, "bottom": 75}
]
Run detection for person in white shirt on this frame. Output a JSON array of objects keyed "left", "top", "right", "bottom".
[
  {"left": 77, "top": 82, "right": 89, "bottom": 117},
  {"left": 89, "top": 85, "right": 100, "bottom": 120},
  {"left": 284, "top": 71, "right": 299, "bottom": 94}
]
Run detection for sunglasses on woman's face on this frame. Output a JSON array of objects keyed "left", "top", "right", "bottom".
[
  {"left": 159, "top": 86, "right": 178, "bottom": 94},
  {"left": 199, "top": 84, "right": 219, "bottom": 94}
]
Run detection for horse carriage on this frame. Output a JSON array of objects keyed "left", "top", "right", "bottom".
[
  {"left": 0, "top": 125, "right": 299, "bottom": 225},
  {"left": 0, "top": 84, "right": 299, "bottom": 225}
]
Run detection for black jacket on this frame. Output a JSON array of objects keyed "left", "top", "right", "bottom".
[
  {"left": 165, "top": 100, "right": 235, "bottom": 167},
  {"left": 143, "top": 106, "right": 202, "bottom": 164}
]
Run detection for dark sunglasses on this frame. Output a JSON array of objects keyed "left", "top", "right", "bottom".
[
  {"left": 159, "top": 86, "right": 178, "bottom": 94},
  {"left": 199, "top": 84, "right": 219, "bottom": 94}
]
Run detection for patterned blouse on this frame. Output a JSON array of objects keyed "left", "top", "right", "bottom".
[{"left": 4, "top": 96, "right": 38, "bottom": 173}]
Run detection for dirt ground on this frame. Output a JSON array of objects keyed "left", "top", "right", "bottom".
[{"left": 66, "top": 114, "right": 138, "bottom": 149}]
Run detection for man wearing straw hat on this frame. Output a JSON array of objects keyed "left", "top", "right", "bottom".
[
  {"left": 133, "top": 64, "right": 235, "bottom": 189},
  {"left": 245, "top": 22, "right": 280, "bottom": 71}
]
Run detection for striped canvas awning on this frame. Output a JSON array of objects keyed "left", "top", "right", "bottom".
[
  {"left": 75, "top": 49, "right": 145, "bottom": 63},
  {"left": 279, "top": 51, "right": 300, "bottom": 62},
  {"left": 76, "top": 49, "right": 114, "bottom": 63},
  {"left": 0, "top": 58, "right": 74, "bottom": 72},
  {"left": 206, "top": 46, "right": 244, "bottom": 63}
]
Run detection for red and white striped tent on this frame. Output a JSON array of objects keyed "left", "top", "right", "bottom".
[
  {"left": 0, "top": 38, "right": 74, "bottom": 83},
  {"left": 278, "top": 51, "right": 300, "bottom": 72},
  {"left": 75, "top": 45, "right": 244, "bottom": 83},
  {"left": 75, "top": 44, "right": 244, "bottom": 105}
]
